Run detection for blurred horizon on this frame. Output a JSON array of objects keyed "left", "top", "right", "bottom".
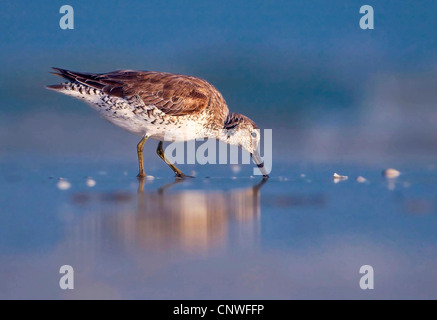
[
  {"left": 2, "top": 1, "right": 437, "bottom": 300},
  {"left": 1, "top": 0, "right": 437, "bottom": 162}
]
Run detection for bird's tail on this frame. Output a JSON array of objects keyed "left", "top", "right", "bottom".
[{"left": 46, "top": 67, "right": 97, "bottom": 91}]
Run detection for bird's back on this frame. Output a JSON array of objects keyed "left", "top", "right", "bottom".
[{"left": 48, "top": 68, "right": 230, "bottom": 139}]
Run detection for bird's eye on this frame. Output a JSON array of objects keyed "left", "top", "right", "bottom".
[{"left": 251, "top": 131, "right": 257, "bottom": 138}]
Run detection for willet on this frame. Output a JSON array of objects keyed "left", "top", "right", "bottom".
[{"left": 47, "top": 68, "right": 268, "bottom": 178}]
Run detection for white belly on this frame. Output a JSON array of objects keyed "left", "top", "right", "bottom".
[{"left": 57, "top": 84, "right": 209, "bottom": 141}]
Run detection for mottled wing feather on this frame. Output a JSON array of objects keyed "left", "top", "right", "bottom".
[{"left": 51, "top": 68, "right": 217, "bottom": 116}]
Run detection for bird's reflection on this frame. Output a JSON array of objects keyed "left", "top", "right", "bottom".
[{"left": 67, "top": 178, "right": 267, "bottom": 255}]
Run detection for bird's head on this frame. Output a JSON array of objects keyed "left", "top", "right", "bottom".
[{"left": 222, "top": 112, "right": 268, "bottom": 178}]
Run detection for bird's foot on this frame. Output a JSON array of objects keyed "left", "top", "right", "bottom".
[
  {"left": 137, "top": 172, "right": 146, "bottom": 179},
  {"left": 175, "top": 173, "right": 194, "bottom": 179}
]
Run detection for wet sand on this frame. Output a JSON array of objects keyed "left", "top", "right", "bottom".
[{"left": 1, "top": 156, "right": 437, "bottom": 299}]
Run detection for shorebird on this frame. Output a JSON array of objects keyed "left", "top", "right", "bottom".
[{"left": 47, "top": 68, "right": 268, "bottom": 178}]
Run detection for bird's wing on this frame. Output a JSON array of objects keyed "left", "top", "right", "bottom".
[{"left": 51, "top": 68, "right": 219, "bottom": 116}]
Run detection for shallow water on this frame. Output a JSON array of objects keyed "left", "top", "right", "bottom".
[
  {"left": 1, "top": 0, "right": 437, "bottom": 301},
  {"left": 1, "top": 156, "right": 437, "bottom": 299}
]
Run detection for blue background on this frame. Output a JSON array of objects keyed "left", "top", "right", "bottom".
[{"left": 1, "top": 1, "right": 437, "bottom": 299}]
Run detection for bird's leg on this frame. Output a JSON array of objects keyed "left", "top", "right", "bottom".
[
  {"left": 156, "top": 141, "right": 191, "bottom": 178},
  {"left": 137, "top": 135, "right": 148, "bottom": 178}
]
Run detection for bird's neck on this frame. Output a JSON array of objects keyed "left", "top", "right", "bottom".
[{"left": 201, "top": 128, "right": 228, "bottom": 142}]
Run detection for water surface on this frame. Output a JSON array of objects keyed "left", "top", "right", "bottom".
[{"left": 1, "top": 157, "right": 436, "bottom": 299}]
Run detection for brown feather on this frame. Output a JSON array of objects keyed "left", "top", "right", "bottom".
[
  {"left": 224, "top": 112, "right": 258, "bottom": 130},
  {"left": 50, "top": 68, "right": 229, "bottom": 121}
]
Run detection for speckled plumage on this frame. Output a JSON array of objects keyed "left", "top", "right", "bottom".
[
  {"left": 47, "top": 68, "right": 268, "bottom": 177},
  {"left": 47, "top": 68, "right": 231, "bottom": 141}
]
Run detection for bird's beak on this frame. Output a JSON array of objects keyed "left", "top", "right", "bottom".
[{"left": 251, "top": 151, "right": 269, "bottom": 179}]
